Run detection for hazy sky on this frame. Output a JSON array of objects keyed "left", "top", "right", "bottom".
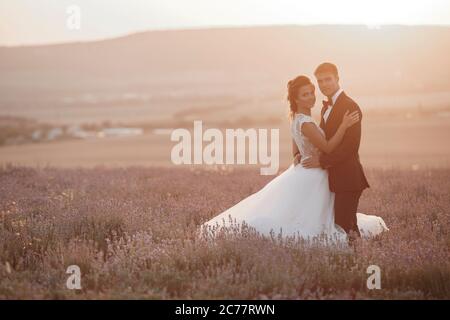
[{"left": 1, "top": 0, "right": 449, "bottom": 46}]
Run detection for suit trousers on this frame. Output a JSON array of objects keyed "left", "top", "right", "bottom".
[{"left": 334, "top": 190, "right": 363, "bottom": 239}]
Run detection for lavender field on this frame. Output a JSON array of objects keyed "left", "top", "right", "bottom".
[{"left": 0, "top": 164, "right": 449, "bottom": 299}]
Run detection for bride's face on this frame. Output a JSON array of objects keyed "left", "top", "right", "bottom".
[{"left": 295, "top": 84, "right": 316, "bottom": 109}]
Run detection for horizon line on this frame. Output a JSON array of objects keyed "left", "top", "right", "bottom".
[{"left": 2, "top": 22, "right": 450, "bottom": 49}]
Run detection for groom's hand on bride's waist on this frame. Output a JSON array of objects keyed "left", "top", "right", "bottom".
[
  {"left": 302, "top": 154, "right": 321, "bottom": 169},
  {"left": 293, "top": 153, "right": 301, "bottom": 166}
]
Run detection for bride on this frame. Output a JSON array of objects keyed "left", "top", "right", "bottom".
[{"left": 199, "top": 75, "right": 388, "bottom": 244}]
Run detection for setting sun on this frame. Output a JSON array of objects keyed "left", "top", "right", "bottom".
[{"left": 287, "top": 0, "right": 436, "bottom": 26}]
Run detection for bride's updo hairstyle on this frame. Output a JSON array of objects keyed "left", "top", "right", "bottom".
[{"left": 287, "top": 75, "right": 313, "bottom": 120}]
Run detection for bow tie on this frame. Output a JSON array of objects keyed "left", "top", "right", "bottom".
[{"left": 322, "top": 99, "right": 333, "bottom": 108}]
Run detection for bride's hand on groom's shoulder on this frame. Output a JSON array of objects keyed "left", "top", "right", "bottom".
[{"left": 342, "top": 110, "right": 360, "bottom": 128}]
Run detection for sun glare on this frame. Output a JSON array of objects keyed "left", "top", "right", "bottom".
[{"left": 287, "top": 0, "right": 434, "bottom": 26}]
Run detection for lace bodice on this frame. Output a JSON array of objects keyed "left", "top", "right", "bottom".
[{"left": 290, "top": 113, "right": 323, "bottom": 159}]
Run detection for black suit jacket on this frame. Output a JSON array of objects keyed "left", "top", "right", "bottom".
[{"left": 319, "top": 91, "right": 370, "bottom": 192}]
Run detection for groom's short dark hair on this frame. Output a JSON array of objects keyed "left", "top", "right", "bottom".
[{"left": 314, "top": 62, "right": 339, "bottom": 77}]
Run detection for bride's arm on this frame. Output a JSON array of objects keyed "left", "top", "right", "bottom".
[{"left": 300, "top": 110, "right": 360, "bottom": 154}]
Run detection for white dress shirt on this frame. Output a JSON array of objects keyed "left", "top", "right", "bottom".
[{"left": 323, "top": 88, "right": 344, "bottom": 123}]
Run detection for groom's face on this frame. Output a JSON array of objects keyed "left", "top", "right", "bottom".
[{"left": 315, "top": 72, "right": 340, "bottom": 98}]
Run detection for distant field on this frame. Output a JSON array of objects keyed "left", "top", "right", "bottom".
[
  {"left": 0, "top": 165, "right": 448, "bottom": 299},
  {"left": 0, "top": 110, "right": 449, "bottom": 169}
]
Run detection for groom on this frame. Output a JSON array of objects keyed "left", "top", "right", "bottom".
[{"left": 299, "top": 62, "right": 370, "bottom": 243}]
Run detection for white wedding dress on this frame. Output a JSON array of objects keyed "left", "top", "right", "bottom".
[{"left": 200, "top": 113, "right": 388, "bottom": 244}]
